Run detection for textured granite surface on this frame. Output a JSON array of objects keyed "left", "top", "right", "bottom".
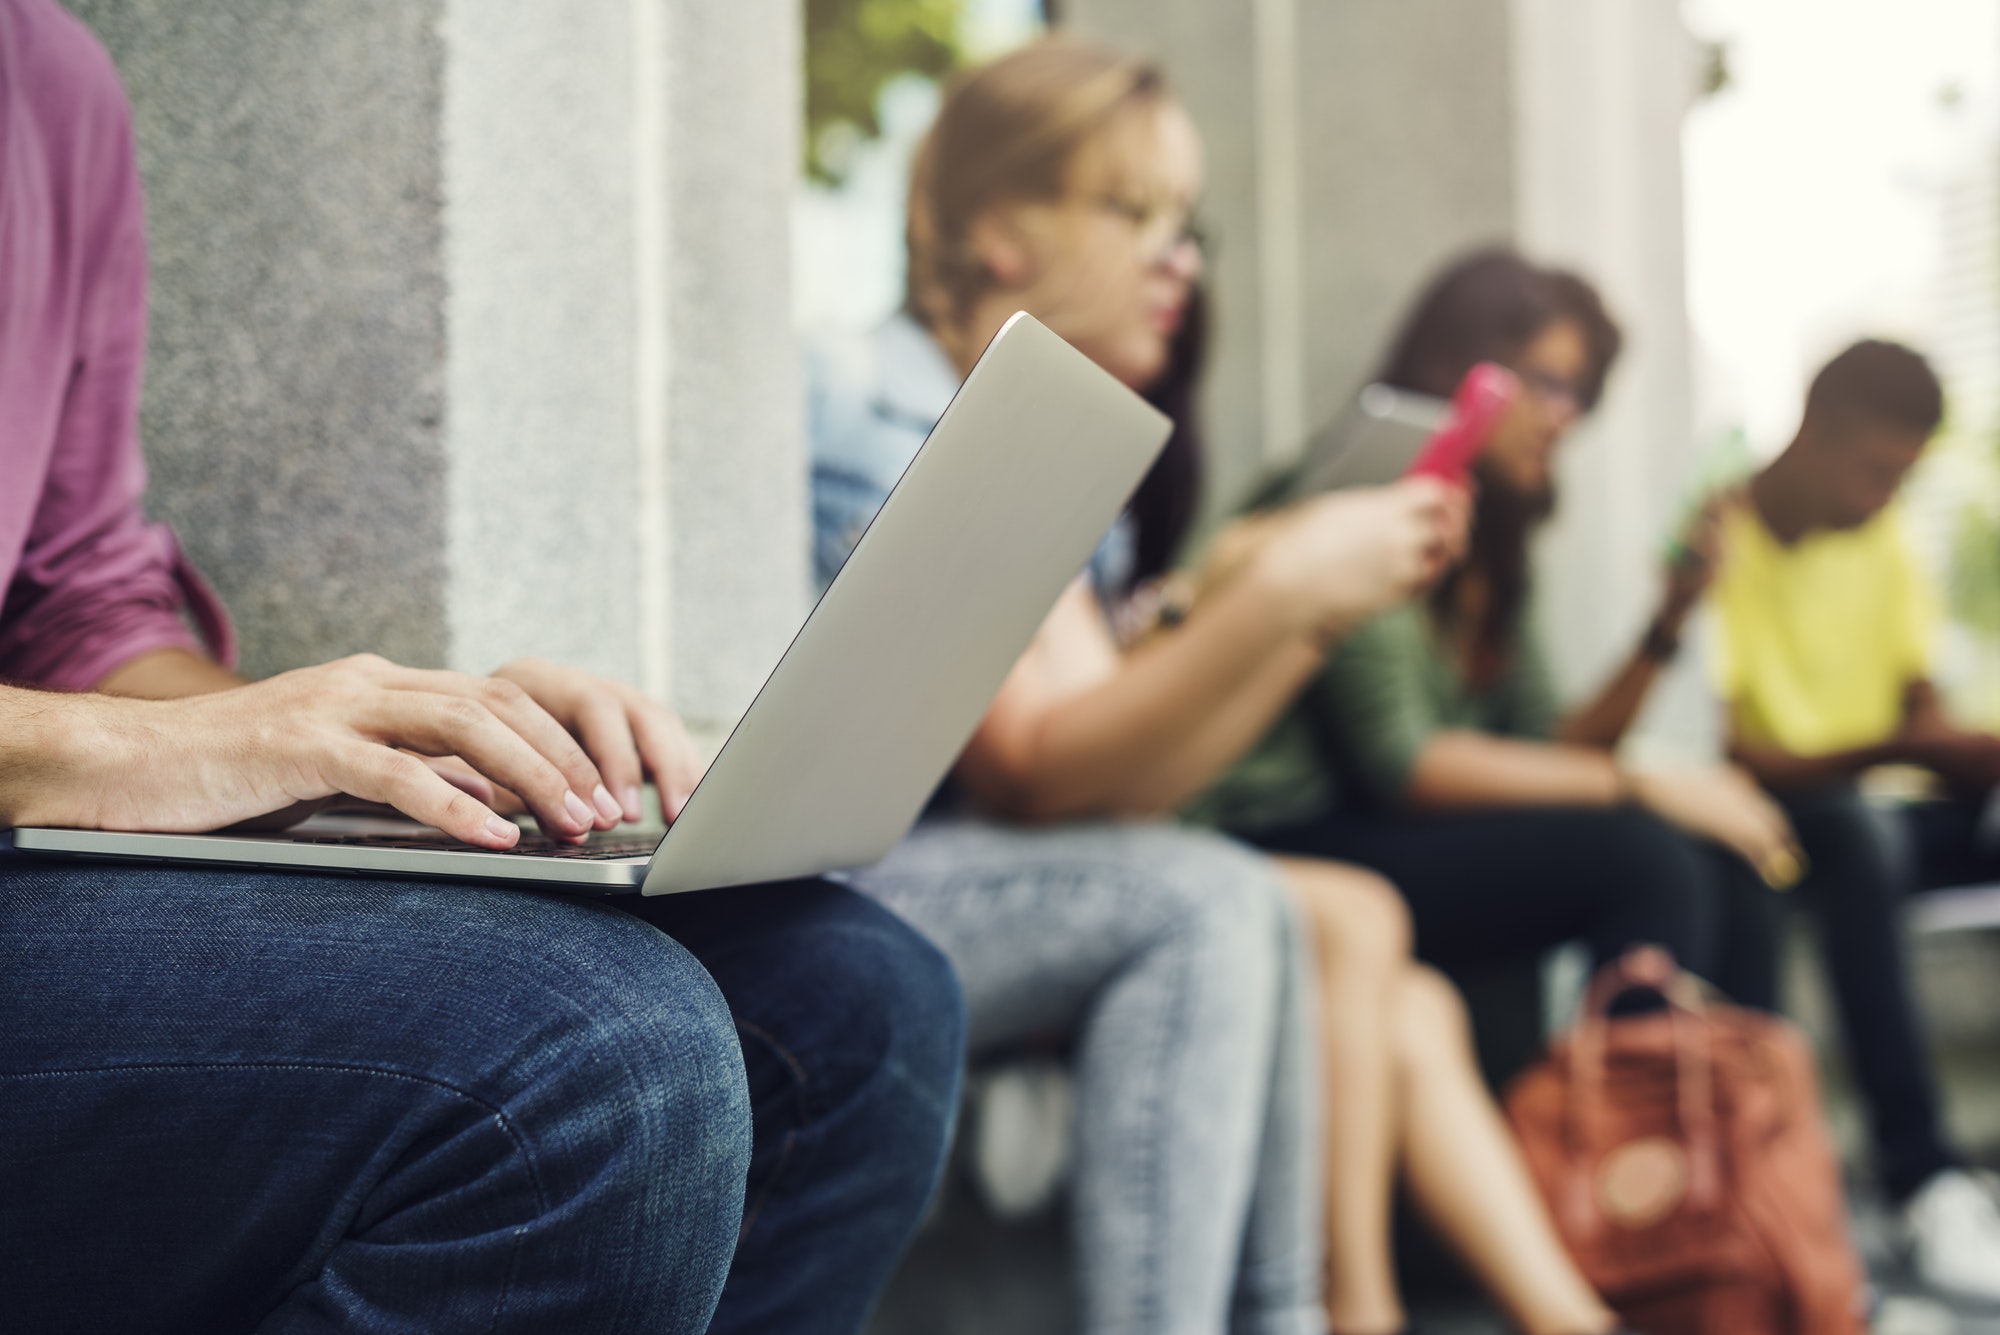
[
  {"left": 74, "top": 0, "right": 452, "bottom": 679},
  {"left": 68, "top": 2, "right": 808, "bottom": 729}
]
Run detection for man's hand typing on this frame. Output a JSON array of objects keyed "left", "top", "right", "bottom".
[{"left": 0, "top": 654, "right": 637, "bottom": 848}]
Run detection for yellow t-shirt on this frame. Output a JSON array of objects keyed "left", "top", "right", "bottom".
[{"left": 1708, "top": 503, "right": 1938, "bottom": 755}]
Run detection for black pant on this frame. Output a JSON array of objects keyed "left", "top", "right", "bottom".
[
  {"left": 1723, "top": 788, "right": 1998, "bottom": 1202},
  {"left": 1248, "top": 805, "right": 1744, "bottom": 983}
]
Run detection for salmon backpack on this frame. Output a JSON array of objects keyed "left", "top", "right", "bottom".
[{"left": 1504, "top": 949, "right": 1868, "bottom": 1335}]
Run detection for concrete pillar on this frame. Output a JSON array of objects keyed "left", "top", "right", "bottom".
[
  {"left": 70, "top": 1, "right": 806, "bottom": 732},
  {"left": 1511, "top": 0, "right": 1709, "bottom": 741},
  {"left": 1292, "top": 0, "right": 1520, "bottom": 447},
  {"left": 1059, "top": 0, "right": 1271, "bottom": 519}
]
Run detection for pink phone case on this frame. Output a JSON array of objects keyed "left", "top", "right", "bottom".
[{"left": 1406, "top": 363, "right": 1518, "bottom": 482}]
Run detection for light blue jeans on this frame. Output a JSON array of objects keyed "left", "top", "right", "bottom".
[{"left": 849, "top": 818, "right": 1326, "bottom": 1335}]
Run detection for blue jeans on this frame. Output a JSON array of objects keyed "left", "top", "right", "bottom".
[
  {"left": 0, "top": 849, "right": 964, "bottom": 1334},
  {"left": 850, "top": 819, "right": 1326, "bottom": 1335}
]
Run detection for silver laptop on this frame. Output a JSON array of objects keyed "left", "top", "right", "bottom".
[{"left": 15, "top": 312, "right": 1170, "bottom": 896}]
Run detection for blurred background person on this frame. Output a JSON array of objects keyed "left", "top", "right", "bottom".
[
  {"left": 1191, "top": 247, "right": 1797, "bottom": 1041},
  {"left": 1711, "top": 338, "right": 2000, "bottom": 1300}
]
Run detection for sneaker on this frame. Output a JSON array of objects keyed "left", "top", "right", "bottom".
[
  {"left": 1900, "top": 1168, "right": 2000, "bottom": 1305},
  {"left": 965, "top": 1058, "right": 1073, "bottom": 1221},
  {"left": 1872, "top": 1293, "right": 1957, "bottom": 1335}
]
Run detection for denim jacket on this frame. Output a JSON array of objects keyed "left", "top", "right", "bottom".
[{"left": 806, "top": 311, "right": 1134, "bottom": 602}]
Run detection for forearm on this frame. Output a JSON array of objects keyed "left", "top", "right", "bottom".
[
  {"left": 1404, "top": 731, "right": 1623, "bottom": 810},
  {"left": 1558, "top": 589, "right": 1697, "bottom": 749},
  {"left": 95, "top": 647, "right": 244, "bottom": 699},
  {"left": 958, "top": 576, "right": 1315, "bottom": 820},
  {"left": 1558, "top": 653, "right": 1664, "bottom": 750},
  {"left": 0, "top": 686, "right": 127, "bottom": 828},
  {"left": 1111, "top": 637, "right": 1329, "bottom": 814},
  {"left": 1727, "top": 739, "right": 1898, "bottom": 792}
]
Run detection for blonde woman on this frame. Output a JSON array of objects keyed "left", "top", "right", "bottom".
[{"left": 809, "top": 37, "right": 1634, "bottom": 1335}]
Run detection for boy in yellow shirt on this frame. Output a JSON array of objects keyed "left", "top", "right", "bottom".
[{"left": 1711, "top": 339, "right": 2000, "bottom": 1300}]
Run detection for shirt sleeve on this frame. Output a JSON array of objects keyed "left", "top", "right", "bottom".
[
  {"left": 0, "top": 65, "right": 233, "bottom": 690},
  {"left": 811, "top": 461, "right": 897, "bottom": 594},
  {"left": 804, "top": 335, "right": 926, "bottom": 594},
  {"left": 1307, "top": 607, "right": 1440, "bottom": 807}
]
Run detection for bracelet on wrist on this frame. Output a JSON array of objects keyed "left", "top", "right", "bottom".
[{"left": 1639, "top": 616, "right": 1682, "bottom": 664}]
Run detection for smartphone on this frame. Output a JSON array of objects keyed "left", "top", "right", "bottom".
[
  {"left": 1284, "top": 383, "right": 1449, "bottom": 498},
  {"left": 1404, "top": 363, "right": 1518, "bottom": 482}
]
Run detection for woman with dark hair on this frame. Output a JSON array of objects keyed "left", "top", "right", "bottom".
[
  {"left": 810, "top": 41, "right": 1641, "bottom": 1335},
  {"left": 1196, "top": 244, "right": 1794, "bottom": 1035}
]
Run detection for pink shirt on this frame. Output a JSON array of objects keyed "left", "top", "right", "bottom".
[{"left": 0, "top": 0, "right": 231, "bottom": 692}]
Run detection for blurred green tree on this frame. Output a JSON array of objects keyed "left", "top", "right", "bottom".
[
  {"left": 1696, "top": 38, "right": 1733, "bottom": 101},
  {"left": 1946, "top": 458, "right": 2000, "bottom": 639},
  {"left": 804, "top": 0, "right": 967, "bottom": 184}
]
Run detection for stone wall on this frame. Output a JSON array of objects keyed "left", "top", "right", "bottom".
[
  {"left": 1510, "top": 0, "right": 1708, "bottom": 736},
  {"left": 1294, "top": 0, "right": 1520, "bottom": 444},
  {"left": 71, "top": 0, "right": 807, "bottom": 730},
  {"left": 75, "top": 1, "right": 452, "bottom": 676}
]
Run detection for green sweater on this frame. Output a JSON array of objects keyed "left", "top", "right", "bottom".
[{"left": 1187, "top": 603, "right": 1562, "bottom": 832}]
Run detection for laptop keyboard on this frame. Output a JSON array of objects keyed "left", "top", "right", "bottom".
[{"left": 284, "top": 833, "right": 660, "bottom": 860}]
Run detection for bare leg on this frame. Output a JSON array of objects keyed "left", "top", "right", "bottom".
[
  {"left": 1275, "top": 858, "right": 1410, "bottom": 1335},
  {"left": 1394, "top": 965, "right": 1616, "bottom": 1335}
]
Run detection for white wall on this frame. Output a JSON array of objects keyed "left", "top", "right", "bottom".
[
  {"left": 1511, "top": 0, "right": 1715, "bottom": 750},
  {"left": 82, "top": 0, "right": 806, "bottom": 731}
]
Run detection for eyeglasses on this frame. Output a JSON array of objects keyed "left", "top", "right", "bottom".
[
  {"left": 1520, "top": 368, "right": 1586, "bottom": 413},
  {"left": 1091, "top": 194, "right": 1209, "bottom": 265}
]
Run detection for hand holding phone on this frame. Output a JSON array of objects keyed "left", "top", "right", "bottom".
[{"left": 1404, "top": 363, "right": 1518, "bottom": 482}]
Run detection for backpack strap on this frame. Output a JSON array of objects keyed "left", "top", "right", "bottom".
[{"left": 1562, "top": 948, "right": 1723, "bottom": 1239}]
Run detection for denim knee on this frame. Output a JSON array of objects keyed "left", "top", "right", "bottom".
[
  {"left": 803, "top": 897, "right": 967, "bottom": 1170},
  {"left": 398, "top": 897, "right": 754, "bottom": 1318},
  {"left": 453, "top": 901, "right": 756, "bottom": 1331},
  {"left": 0, "top": 869, "right": 754, "bottom": 1334},
  {"left": 1113, "top": 824, "right": 1292, "bottom": 965},
  {"left": 493, "top": 906, "right": 751, "bottom": 1204}
]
